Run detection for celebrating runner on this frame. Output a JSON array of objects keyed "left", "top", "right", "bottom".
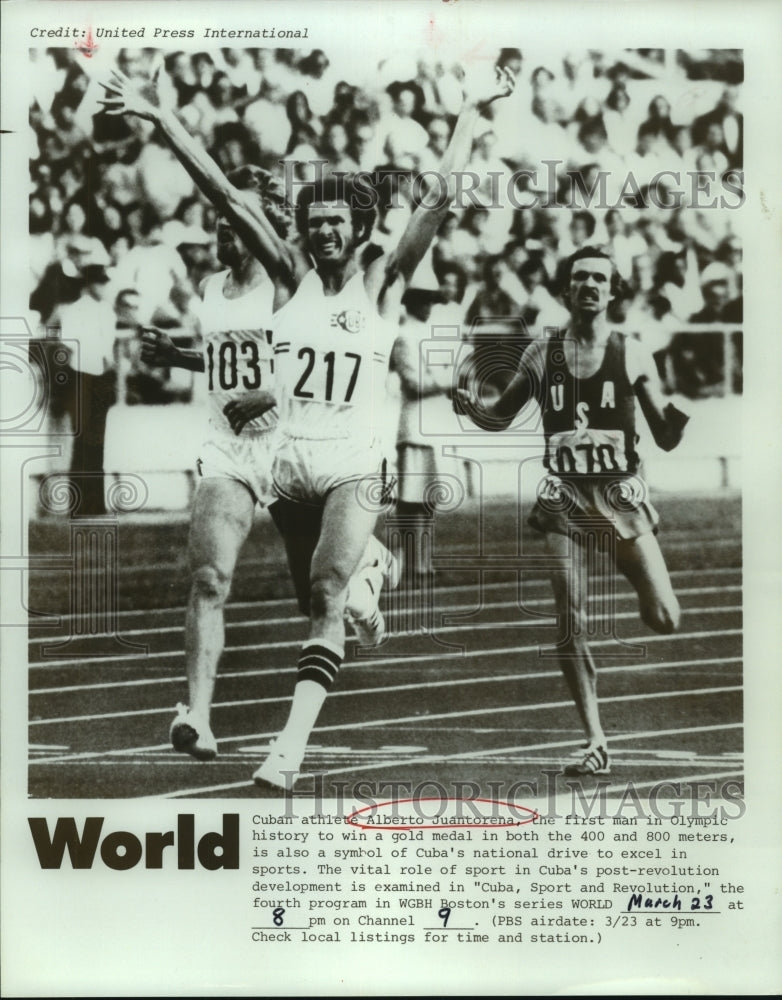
[{"left": 100, "top": 57, "right": 514, "bottom": 790}]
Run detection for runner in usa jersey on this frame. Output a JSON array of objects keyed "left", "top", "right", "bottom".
[
  {"left": 102, "top": 57, "right": 515, "bottom": 791},
  {"left": 539, "top": 328, "right": 639, "bottom": 479},
  {"left": 458, "top": 247, "right": 690, "bottom": 780}
]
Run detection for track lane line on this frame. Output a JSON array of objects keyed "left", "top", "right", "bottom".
[
  {"left": 28, "top": 565, "right": 741, "bottom": 630},
  {"left": 27, "top": 582, "right": 742, "bottom": 647},
  {"left": 29, "top": 606, "right": 742, "bottom": 670},
  {"left": 30, "top": 678, "right": 741, "bottom": 758},
  {"left": 136, "top": 722, "right": 743, "bottom": 799},
  {"left": 31, "top": 641, "right": 741, "bottom": 697},
  {"left": 29, "top": 636, "right": 742, "bottom": 724}
]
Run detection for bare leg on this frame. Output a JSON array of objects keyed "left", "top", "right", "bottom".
[
  {"left": 615, "top": 532, "right": 681, "bottom": 634},
  {"left": 183, "top": 478, "right": 254, "bottom": 722},
  {"left": 255, "top": 481, "right": 379, "bottom": 788},
  {"left": 544, "top": 528, "right": 679, "bottom": 776},
  {"left": 545, "top": 531, "right": 606, "bottom": 750},
  {"left": 270, "top": 500, "right": 395, "bottom": 619},
  {"left": 308, "top": 483, "right": 381, "bottom": 639}
]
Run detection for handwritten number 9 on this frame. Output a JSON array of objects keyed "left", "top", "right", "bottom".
[{"left": 438, "top": 906, "right": 451, "bottom": 928}]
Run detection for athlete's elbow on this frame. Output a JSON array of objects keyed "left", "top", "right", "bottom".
[
  {"left": 475, "top": 415, "right": 511, "bottom": 433},
  {"left": 490, "top": 416, "right": 514, "bottom": 432},
  {"left": 461, "top": 405, "right": 504, "bottom": 431},
  {"left": 482, "top": 402, "right": 517, "bottom": 430}
]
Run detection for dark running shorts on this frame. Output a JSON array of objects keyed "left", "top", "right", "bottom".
[{"left": 528, "top": 472, "right": 659, "bottom": 540}]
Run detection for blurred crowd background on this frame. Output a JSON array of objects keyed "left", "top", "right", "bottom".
[{"left": 28, "top": 44, "right": 743, "bottom": 419}]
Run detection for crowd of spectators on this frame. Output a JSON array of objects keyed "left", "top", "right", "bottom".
[{"left": 29, "top": 45, "right": 744, "bottom": 403}]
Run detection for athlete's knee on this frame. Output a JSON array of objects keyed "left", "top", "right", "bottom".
[
  {"left": 309, "top": 566, "right": 350, "bottom": 619},
  {"left": 642, "top": 594, "right": 680, "bottom": 634},
  {"left": 190, "top": 563, "right": 232, "bottom": 606}
]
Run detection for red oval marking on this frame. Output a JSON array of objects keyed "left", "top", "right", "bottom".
[
  {"left": 74, "top": 28, "right": 98, "bottom": 58},
  {"left": 346, "top": 797, "right": 539, "bottom": 830}
]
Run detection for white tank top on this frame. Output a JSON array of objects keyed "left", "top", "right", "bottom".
[
  {"left": 200, "top": 270, "right": 277, "bottom": 437},
  {"left": 272, "top": 269, "right": 398, "bottom": 442}
]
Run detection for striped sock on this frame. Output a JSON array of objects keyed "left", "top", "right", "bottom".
[{"left": 297, "top": 639, "right": 344, "bottom": 690}]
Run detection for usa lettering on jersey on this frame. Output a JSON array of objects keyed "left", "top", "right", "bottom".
[
  {"left": 542, "top": 331, "right": 637, "bottom": 476},
  {"left": 550, "top": 380, "right": 615, "bottom": 412}
]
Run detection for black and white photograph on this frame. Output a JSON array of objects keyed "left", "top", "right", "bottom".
[{"left": 1, "top": 0, "right": 780, "bottom": 995}]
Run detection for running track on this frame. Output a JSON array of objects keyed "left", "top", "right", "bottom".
[{"left": 28, "top": 492, "right": 742, "bottom": 800}]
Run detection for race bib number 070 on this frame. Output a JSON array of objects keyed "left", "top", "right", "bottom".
[{"left": 546, "top": 428, "right": 629, "bottom": 475}]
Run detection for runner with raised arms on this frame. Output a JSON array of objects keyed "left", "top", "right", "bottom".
[{"left": 100, "top": 58, "right": 514, "bottom": 790}]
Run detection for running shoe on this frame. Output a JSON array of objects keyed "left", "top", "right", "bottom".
[
  {"left": 253, "top": 741, "right": 302, "bottom": 792},
  {"left": 380, "top": 547, "right": 401, "bottom": 591},
  {"left": 348, "top": 606, "right": 386, "bottom": 646},
  {"left": 169, "top": 703, "right": 217, "bottom": 761},
  {"left": 361, "top": 536, "right": 401, "bottom": 590},
  {"left": 563, "top": 744, "right": 610, "bottom": 776},
  {"left": 345, "top": 562, "right": 388, "bottom": 646}
]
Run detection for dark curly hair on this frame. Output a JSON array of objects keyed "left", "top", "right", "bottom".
[{"left": 294, "top": 174, "right": 376, "bottom": 247}]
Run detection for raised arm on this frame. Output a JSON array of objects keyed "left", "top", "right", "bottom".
[
  {"left": 98, "top": 68, "right": 303, "bottom": 289},
  {"left": 371, "top": 63, "right": 515, "bottom": 308}
]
